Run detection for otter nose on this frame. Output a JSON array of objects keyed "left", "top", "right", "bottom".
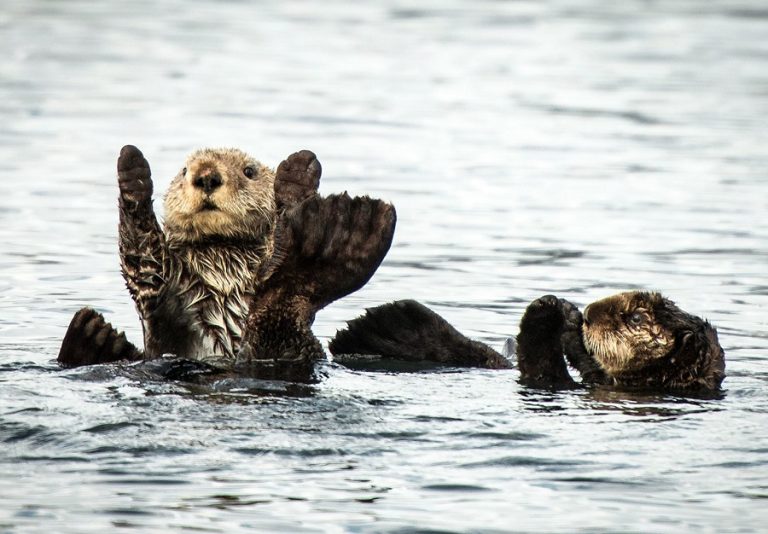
[{"left": 193, "top": 172, "right": 222, "bottom": 194}]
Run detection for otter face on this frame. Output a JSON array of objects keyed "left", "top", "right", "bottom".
[
  {"left": 163, "top": 148, "right": 276, "bottom": 243},
  {"left": 582, "top": 291, "right": 677, "bottom": 375}
]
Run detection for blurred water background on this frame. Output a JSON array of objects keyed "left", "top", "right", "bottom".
[{"left": 1, "top": 0, "right": 767, "bottom": 532}]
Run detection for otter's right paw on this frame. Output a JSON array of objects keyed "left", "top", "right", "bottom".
[
  {"left": 274, "top": 150, "right": 321, "bottom": 210},
  {"left": 519, "top": 295, "right": 565, "bottom": 340},
  {"left": 117, "top": 145, "right": 153, "bottom": 204}
]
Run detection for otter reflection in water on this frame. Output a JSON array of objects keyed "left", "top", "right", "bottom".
[
  {"left": 57, "top": 146, "right": 396, "bottom": 383},
  {"left": 330, "top": 291, "right": 725, "bottom": 394}
]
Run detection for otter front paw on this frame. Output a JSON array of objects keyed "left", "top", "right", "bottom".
[
  {"left": 559, "top": 298, "right": 608, "bottom": 384},
  {"left": 274, "top": 150, "right": 321, "bottom": 210},
  {"left": 560, "top": 298, "right": 584, "bottom": 356},
  {"left": 516, "top": 295, "right": 574, "bottom": 387},
  {"left": 519, "top": 295, "right": 565, "bottom": 340},
  {"left": 561, "top": 298, "right": 583, "bottom": 332},
  {"left": 117, "top": 145, "right": 153, "bottom": 204}
]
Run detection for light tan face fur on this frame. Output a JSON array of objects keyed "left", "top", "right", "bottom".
[
  {"left": 582, "top": 291, "right": 676, "bottom": 375},
  {"left": 163, "top": 148, "right": 276, "bottom": 244}
]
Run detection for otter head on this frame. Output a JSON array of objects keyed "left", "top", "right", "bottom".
[
  {"left": 163, "top": 148, "right": 276, "bottom": 244},
  {"left": 581, "top": 291, "right": 679, "bottom": 375}
]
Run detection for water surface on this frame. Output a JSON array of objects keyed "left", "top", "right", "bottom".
[{"left": 1, "top": 1, "right": 767, "bottom": 532}]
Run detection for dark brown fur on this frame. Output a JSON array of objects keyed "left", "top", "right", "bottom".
[
  {"left": 58, "top": 146, "right": 396, "bottom": 383},
  {"left": 329, "top": 291, "right": 725, "bottom": 394},
  {"left": 329, "top": 300, "right": 510, "bottom": 370},
  {"left": 236, "top": 193, "right": 396, "bottom": 382},
  {"left": 517, "top": 291, "right": 725, "bottom": 393}
]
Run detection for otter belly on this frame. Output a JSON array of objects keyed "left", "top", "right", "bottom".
[
  {"left": 179, "top": 286, "right": 250, "bottom": 364},
  {"left": 147, "top": 244, "right": 264, "bottom": 366}
]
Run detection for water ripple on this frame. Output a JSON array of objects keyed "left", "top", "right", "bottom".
[{"left": 1, "top": 0, "right": 766, "bottom": 532}]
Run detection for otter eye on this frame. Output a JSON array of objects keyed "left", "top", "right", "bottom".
[
  {"left": 243, "top": 166, "right": 255, "bottom": 179},
  {"left": 628, "top": 312, "right": 645, "bottom": 326},
  {"left": 182, "top": 167, "right": 187, "bottom": 176}
]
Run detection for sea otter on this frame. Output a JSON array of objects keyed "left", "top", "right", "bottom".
[
  {"left": 329, "top": 292, "right": 725, "bottom": 394},
  {"left": 57, "top": 145, "right": 396, "bottom": 382}
]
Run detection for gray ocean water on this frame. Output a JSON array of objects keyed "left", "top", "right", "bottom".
[{"left": 1, "top": 1, "right": 767, "bottom": 532}]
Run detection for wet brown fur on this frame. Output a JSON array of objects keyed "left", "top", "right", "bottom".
[
  {"left": 580, "top": 291, "right": 725, "bottom": 392},
  {"left": 328, "top": 291, "right": 726, "bottom": 394},
  {"left": 118, "top": 146, "right": 277, "bottom": 366},
  {"left": 516, "top": 291, "right": 725, "bottom": 393},
  {"left": 163, "top": 148, "right": 275, "bottom": 245},
  {"left": 329, "top": 299, "right": 511, "bottom": 370},
  {"left": 58, "top": 145, "right": 397, "bottom": 382}
]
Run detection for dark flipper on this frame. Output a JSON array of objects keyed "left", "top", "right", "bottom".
[
  {"left": 329, "top": 300, "right": 510, "bottom": 370},
  {"left": 516, "top": 295, "right": 576, "bottom": 388},
  {"left": 237, "top": 152, "right": 396, "bottom": 382},
  {"left": 259, "top": 193, "right": 397, "bottom": 310},
  {"left": 58, "top": 308, "right": 142, "bottom": 368},
  {"left": 560, "top": 299, "right": 609, "bottom": 385}
]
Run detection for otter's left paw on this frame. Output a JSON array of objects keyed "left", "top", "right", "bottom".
[
  {"left": 519, "top": 295, "right": 565, "bottom": 340},
  {"left": 274, "top": 150, "right": 321, "bottom": 210}
]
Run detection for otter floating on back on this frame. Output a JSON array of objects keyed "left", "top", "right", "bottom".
[
  {"left": 58, "top": 145, "right": 396, "bottom": 382},
  {"left": 329, "top": 291, "right": 725, "bottom": 394}
]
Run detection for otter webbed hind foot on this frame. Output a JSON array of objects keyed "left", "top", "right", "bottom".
[
  {"left": 516, "top": 295, "right": 576, "bottom": 388},
  {"left": 260, "top": 193, "right": 397, "bottom": 309},
  {"left": 238, "top": 154, "right": 396, "bottom": 383},
  {"left": 329, "top": 300, "right": 510, "bottom": 370},
  {"left": 58, "top": 308, "right": 142, "bottom": 368}
]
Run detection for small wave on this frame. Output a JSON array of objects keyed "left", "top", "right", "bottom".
[
  {"left": 421, "top": 483, "right": 494, "bottom": 492},
  {"left": 461, "top": 455, "right": 587, "bottom": 469}
]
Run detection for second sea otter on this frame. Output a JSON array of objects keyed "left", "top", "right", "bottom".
[{"left": 329, "top": 292, "right": 725, "bottom": 394}]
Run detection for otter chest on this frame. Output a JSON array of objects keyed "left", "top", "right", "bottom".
[{"left": 168, "top": 245, "right": 264, "bottom": 362}]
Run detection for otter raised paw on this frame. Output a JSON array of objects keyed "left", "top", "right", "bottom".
[
  {"left": 274, "top": 149, "right": 322, "bottom": 210},
  {"left": 117, "top": 144, "right": 153, "bottom": 205},
  {"left": 516, "top": 295, "right": 576, "bottom": 388}
]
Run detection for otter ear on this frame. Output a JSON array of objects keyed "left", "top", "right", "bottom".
[{"left": 274, "top": 150, "right": 321, "bottom": 211}]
